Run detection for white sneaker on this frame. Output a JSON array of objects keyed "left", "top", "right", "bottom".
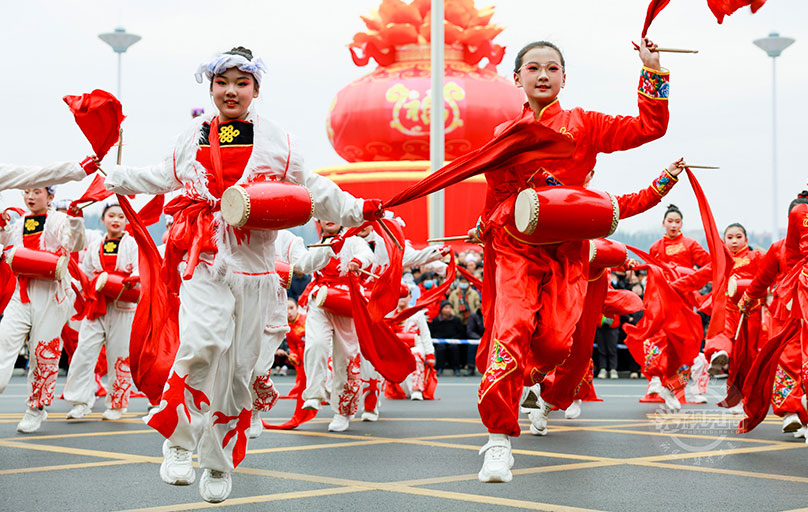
[
  {"left": 411, "top": 391, "right": 424, "bottom": 401},
  {"left": 520, "top": 383, "right": 542, "bottom": 409},
  {"left": 782, "top": 413, "right": 802, "bottom": 433},
  {"left": 102, "top": 408, "right": 125, "bottom": 421},
  {"left": 685, "top": 381, "right": 708, "bottom": 404},
  {"left": 160, "top": 439, "right": 195, "bottom": 485},
  {"left": 629, "top": 372, "right": 639, "bottom": 379},
  {"left": 793, "top": 426, "right": 807, "bottom": 439},
  {"left": 728, "top": 403, "right": 745, "bottom": 415},
  {"left": 360, "top": 410, "right": 379, "bottom": 422},
  {"left": 647, "top": 376, "right": 663, "bottom": 395},
  {"left": 199, "top": 469, "right": 231, "bottom": 503},
  {"left": 302, "top": 398, "right": 321, "bottom": 411},
  {"left": 328, "top": 414, "right": 352, "bottom": 432},
  {"left": 529, "top": 402, "right": 553, "bottom": 436},
  {"left": 609, "top": 369, "right": 619, "bottom": 380},
  {"left": 564, "top": 400, "right": 582, "bottom": 420},
  {"left": 597, "top": 368, "right": 607, "bottom": 379},
  {"left": 658, "top": 387, "right": 681, "bottom": 411},
  {"left": 248, "top": 410, "right": 263, "bottom": 439},
  {"left": 16, "top": 407, "right": 47, "bottom": 433},
  {"left": 66, "top": 403, "right": 92, "bottom": 420},
  {"left": 279, "top": 366, "right": 288, "bottom": 376},
  {"left": 708, "top": 351, "right": 729, "bottom": 376},
  {"left": 477, "top": 433, "right": 514, "bottom": 483}
]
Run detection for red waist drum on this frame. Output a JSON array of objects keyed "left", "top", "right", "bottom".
[
  {"left": 95, "top": 272, "right": 141, "bottom": 303},
  {"left": 398, "top": 332, "right": 417, "bottom": 348},
  {"left": 726, "top": 276, "right": 752, "bottom": 303},
  {"left": 275, "top": 259, "right": 293, "bottom": 289},
  {"left": 314, "top": 285, "right": 353, "bottom": 317},
  {"left": 7, "top": 247, "right": 67, "bottom": 281},
  {"left": 511, "top": 186, "right": 619, "bottom": 245},
  {"left": 589, "top": 239, "right": 628, "bottom": 269},
  {"left": 221, "top": 180, "right": 314, "bottom": 230}
]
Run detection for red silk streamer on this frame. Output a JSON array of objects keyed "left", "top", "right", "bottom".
[
  {"left": 0, "top": 256, "right": 14, "bottom": 313},
  {"left": 383, "top": 115, "right": 575, "bottom": 209},
  {"left": 388, "top": 253, "right": 457, "bottom": 325},
  {"left": 602, "top": 286, "right": 643, "bottom": 316},
  {"left": 116, "top": 193, "right": 180, "bottom": 403},
  {"left": 366, "top": 219, "right": 405, "bottom": 322},
  {"left": 707, "top": 0, "right": 766, "bottom": 23},
  {"left": 63, "top": 89, "right": 125, "bottom": 160},
  {"left": 685, "top": 168, "right": 735, "bottom": 339},
  {"left": 125, "top": 195, "right": 164, "bottom": 235},
  {"left": 623, "top": 246, "right": 703, "bottom": 384},
  {"left": 70, "top": 174, "right": 113, "bottom": 208},
  {"left": 456, "top": 264, "right": 483, "bottom": 291},
  {"left": 349, "top": 273, "right": 415, "bottom": 383},
  {"left": 738, "top": 318, "right": 800, "bottom": 433},
  {"left": 642, "top": 0, "right": 672, "bottom": 37}
]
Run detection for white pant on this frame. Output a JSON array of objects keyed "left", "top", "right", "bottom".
[
  {"left": 249, "top": 294, "right": 289, "bottom": 412},
  {"left": 144, "top": 264, "right": 279, "bottom": 472},
  {"left": 302, "top": 299, "right": 361, "bottom": 416},
  {"left": 359, "top": 356, "right": 382, "bottom": 413},
  {"left": 0, "top": 280, "right": 73, "bottom": 409},
  {"left": 63, "top": 303, "right": 135, "bottom": 409}
]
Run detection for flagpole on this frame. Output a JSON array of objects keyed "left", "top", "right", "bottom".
[{"left": 429, "top": 0, "right": 445, "bottom": 240}]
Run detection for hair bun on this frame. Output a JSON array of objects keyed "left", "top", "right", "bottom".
[
  {"left": 226, "top": 46, "right": 253, "bottom": 61},
  {"left": 798, "top": 191, "right": 808, "bottom": 199}
]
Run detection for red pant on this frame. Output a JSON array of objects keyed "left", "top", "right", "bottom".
[
  {"left": 541, "top": 274, "right": 607, "bottom": 410},
  {"left": 477, "top": 232, "right": 587, "bottom": 437}
]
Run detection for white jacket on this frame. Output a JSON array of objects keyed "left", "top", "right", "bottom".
[
  {"left": 105, "top": 113, "right": 366, "bottom": 284},
  {"left": 0, "top": 161, "right": 85, "bottom": 191}
]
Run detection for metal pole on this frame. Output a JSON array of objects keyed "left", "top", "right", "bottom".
[
  {"left": 117, "top": 51, "right": 123, "bottom": 100},
  {"left": 771, "top": 56, "right": 778, "bottom": 243},
  {"left": 429, "top": 0, "right": 445, "bottom": 240}
]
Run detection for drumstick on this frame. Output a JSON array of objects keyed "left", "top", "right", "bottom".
[
  {"left": 359, "top": 268, "right": 381, "bottom": 279},
  {"left": 307, "top": 242, "right": 334, "bottom": 248},
  {"left": 684, "top": 164, "right": 720, "bottom": 169},
  {"left": 77, "top": 201, "right": 99, "bottom": 210},
  {"left": 427, "top": 235, "right": 470, "bottom": 242},
  {"left": 735, "top": 315, "right": 745, "bottom": 340},
  {"left": 378, "top": 220, "right": 403, "bottom": 251},
  {"left": 632, "top": 43, "right": 698, "bottom": 54},
  {"left": 117, "top": 129, "right": 124, "bottom": 165}
]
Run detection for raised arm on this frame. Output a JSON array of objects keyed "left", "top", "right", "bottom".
[
  {"left": 105, "top": 156, "right": 182, "bottom": 195},
  {"left": 0, "top": 161, "right": 88, "bottom": 191}
]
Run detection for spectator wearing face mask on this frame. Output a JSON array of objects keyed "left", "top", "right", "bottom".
[
  {"left": 418, "top": 272, "right": 442, "bottom": 321},
  {"left": 448, "top": 275, "right": 481, "bottom": 326}
]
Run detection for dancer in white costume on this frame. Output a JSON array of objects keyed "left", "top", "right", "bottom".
[
  {"left": 63, "top": 203, "right": 138, "bottom": 420},
  {"left": 104, "top": 47, "right": 380, "bottom": 503},
  {"left": 389, "top": 286, "right": 435, "bottom": 400},
  {"left": 0, "top": 186, "right": 86, "bottom": 433},
  {"left": 301, "top": 219, "right": 374, "bottom": 432},
  {"left": 248, "top": 228, "right": 337, "bottom": 438},
  {"left": 356, "top": 222, "right": 447, "bottom": 420}
]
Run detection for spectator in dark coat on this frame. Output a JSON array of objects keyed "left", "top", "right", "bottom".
[{"left": 429, "top": 301, "right": 465, "bottom": 375}]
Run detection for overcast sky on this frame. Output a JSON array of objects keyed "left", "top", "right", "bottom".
[{"left": 1, "top": 0, "right": 806, "bottom": 243}]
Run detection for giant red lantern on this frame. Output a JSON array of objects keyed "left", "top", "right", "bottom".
[{"left": 318, "top": 0, "right": 524, "bottom": 245}]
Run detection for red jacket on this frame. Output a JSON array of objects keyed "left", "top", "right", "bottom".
[{"left": 649, "top": 233, "right": 710, "bottom": 269}]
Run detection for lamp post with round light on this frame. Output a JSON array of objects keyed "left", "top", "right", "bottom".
[
  {"left": 98, "top": 27, "right": 141, "bottom": 100},
  {"left": 753, "top": 32, "right": 795, "bottom": 244}
]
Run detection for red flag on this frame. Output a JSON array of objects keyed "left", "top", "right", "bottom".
[
  {"left": 383, "top": 115, "right": 575, "bottom": 209},
  {"left": 642, "top": 0, "right": 672, "bottom": 37},
  {"left": 70, "top": 174, "right": 113, "bottom": 207},
  {"left": 707, "top": 0, "right": 766, "bottom": 23},
  {"left": 388, "top": 253, "right": 457, "bottom": 325},
  {"left": 63, "top": 90, "right": 125, "bottom": 160},
  {"left": 349, "top": 274, "right": 415, "bottom": 383},
  {"left": 125, "top": 195, "right": 164, "bottom": 234},
  {"left": 117, "top": 194, "right": 180, "bottom": 402}
]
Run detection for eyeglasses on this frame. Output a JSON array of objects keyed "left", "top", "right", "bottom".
[{"left": 519, "top": 63, "right": 563, "bottom": 75}]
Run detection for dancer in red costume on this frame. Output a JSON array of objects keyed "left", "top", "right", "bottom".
[
  {"left": 646, "top": 204, "right": 711, "bottom": 404},
  {"left": 533, "top": 161, "right": 683, "bottom": 433},
  {"left": 284, "top": 298, "right": 307, "bottom": 399},
  {"left": 474, "top": 38, "right": 670, "bottom": 483},
  {"left": 740, "top": 193, "right": 808, "bottom": 435}
]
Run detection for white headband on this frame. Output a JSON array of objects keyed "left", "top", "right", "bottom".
[{"left": 194, "top": 53, "right": 267, "bottom": 87}]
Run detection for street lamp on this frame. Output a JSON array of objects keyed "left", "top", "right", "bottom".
[
  {"left": 753, "top": 32, "right": 795, "bottom": 244},
  {"left": 98, "top": 27, "right": 141, "bottom": 100}
]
